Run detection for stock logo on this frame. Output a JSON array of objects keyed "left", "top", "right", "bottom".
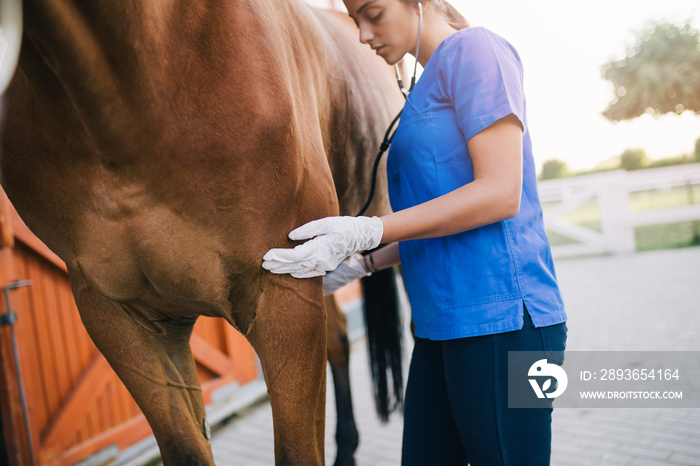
[{"left": 528, "top": 359, "right": 568, "bottom": 399}]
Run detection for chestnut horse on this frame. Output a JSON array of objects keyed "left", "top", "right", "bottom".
[{"left": 0, "top": 0, "right": 404, "bottom": 464}]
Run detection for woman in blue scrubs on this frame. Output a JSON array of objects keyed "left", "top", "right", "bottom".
[{"left": 263, "top": 0, "right": 568, "bottom": 464}]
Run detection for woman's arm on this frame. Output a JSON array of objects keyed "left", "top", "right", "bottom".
[
  {"left": 380, "top": 113, "right": 523, "bottom": 243},
  {"left": 262, "top": 114, "right": 523, "bottom": 279}
]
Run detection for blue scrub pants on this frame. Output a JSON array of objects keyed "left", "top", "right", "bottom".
[{"left": 401, "top": 310, "right": 567, "bottom": 466}]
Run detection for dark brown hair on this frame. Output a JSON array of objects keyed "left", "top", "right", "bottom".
[{"left": 401, "top": 0, "right": 469, "bottom": 30}]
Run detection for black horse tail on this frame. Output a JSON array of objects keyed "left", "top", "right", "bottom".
[{"left": 360, "top": 265, "right": 404, "bottom": 422}]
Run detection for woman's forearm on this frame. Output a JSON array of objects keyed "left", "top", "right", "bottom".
[{"left": 379, "top": 179, "right": 519, "bottom": 243}]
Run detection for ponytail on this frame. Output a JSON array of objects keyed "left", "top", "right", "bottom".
[
  {"left": 401, "top": 0, "right": 469, "bottom": 30},
  {"left": 438, "top": 0, "right": 469, "bottom": 30}
]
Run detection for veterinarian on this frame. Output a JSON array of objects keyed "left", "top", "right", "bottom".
[{"left": 263, "top": 0, "right": 568, "bottom": 464}]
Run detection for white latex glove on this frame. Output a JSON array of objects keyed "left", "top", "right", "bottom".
[
  {"left": 323, "top": 254, "right": 371, "bottom": 295},
  {"left": 262, "top": 216, "right": 383, "bottom": 278}
]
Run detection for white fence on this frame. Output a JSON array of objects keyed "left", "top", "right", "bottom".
[{"left": 538, "top": 163, "right": 700, "bottom": 258}]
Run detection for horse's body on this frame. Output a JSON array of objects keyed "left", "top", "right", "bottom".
[{"left": 1, "top": 1, "right": 402, "bottom": 464}]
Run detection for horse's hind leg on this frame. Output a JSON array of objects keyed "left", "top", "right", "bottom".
[
  {"left": 247, "top": 274, "right": 327, "bottom": 465},
  {"left": 325, "top": 295, "right": 359, "bottom": 466},
  {"left": 69, "top": 275, "right": 214, "bottom": 466}
]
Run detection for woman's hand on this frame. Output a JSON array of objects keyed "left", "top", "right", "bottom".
[
  {"left": 322, "top": 254, "right": 370, "bottom": 295},
  {"left": 322, "top": 242, "right": 403, "bottom": 294},
  {"left": 262, "top": 216, "right": 383, "bottom": 278}
]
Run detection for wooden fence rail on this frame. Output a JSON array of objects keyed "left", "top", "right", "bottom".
[{"left": 539, "top": 163, "right": 700, "bottom": 258}]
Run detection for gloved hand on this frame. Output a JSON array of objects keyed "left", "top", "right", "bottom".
[
  {"left": 262, "top": 216, "right": 383, "bottom": 278},
  {"left": 323, "top": 254, "right": 371, "bottom": 295}
]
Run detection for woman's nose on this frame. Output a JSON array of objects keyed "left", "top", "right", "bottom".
[{"left": 358, "top": 23, "right": 374, "bottom": 44}]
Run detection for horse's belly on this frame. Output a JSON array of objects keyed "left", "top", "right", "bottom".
[{"left": 72, "top": 204, "right": 234, "bottom": 315}]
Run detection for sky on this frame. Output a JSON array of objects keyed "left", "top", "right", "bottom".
[{"left": 312, "top": 0, "right": 700, "bottom": 172}]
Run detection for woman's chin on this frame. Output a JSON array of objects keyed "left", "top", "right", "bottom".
[
  {"left": 383, "top": 54, "right": 401, "bottom": 66},
  {"left": 384, "top": 52, "right": 411, "bottom": 67}
]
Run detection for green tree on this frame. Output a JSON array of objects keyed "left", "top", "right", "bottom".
[
  {"left": 540, "top": 159, "right": 569, "bottom": 180},
  {"left": 601, "top": 20, "right": 700, "bottom": 120},
  {"left": 694, "top": 136, "right": 700, "bottom": 162},
  {"left": 619, "top": 148, "right": 649, "bottom": 170}
]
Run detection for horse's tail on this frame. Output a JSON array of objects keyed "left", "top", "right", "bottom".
[{"left": 360, "top": 266, "right": 404, "bottom": 422}]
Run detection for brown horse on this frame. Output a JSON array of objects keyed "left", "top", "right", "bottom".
[{"left": 0, "top": 0, "right": 404, "bottom": 464}]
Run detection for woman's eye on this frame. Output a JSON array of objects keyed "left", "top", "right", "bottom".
[{"left": 368, "top": 12, "right": 383, "bottom": 23}]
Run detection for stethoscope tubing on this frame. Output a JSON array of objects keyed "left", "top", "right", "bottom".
[{"left": 355, "top": 3, "right": 422, "bottom": 217}]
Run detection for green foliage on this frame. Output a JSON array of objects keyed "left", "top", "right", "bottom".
[
  {"left": 539, "top": 159, "right": 569, "bottom": 180},
  {"left": 648, "top": 155, "right": 687, "bottom": 168},
  {"left": 619, "top": 148, "right": 649, "bottom": 170},
  {"left": 635, "top": 222, "right": 700, "bottom": 250},
  {"left": 601, "top": 20, "right": 700, "bottom": 121},
  {"left": 569, "top": 167, "right": 617, "bottom": 177},
  {"left": 538, "top": 142, "right": 699, "bottom": 181}
]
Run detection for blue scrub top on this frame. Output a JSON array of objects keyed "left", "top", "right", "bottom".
[{"left": 387, "top": 27, "right": 567, "bottom": 340}]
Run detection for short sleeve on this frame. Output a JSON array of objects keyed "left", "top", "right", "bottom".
[{"left": 438, "top": 28, "right": 526, "bottom": 142}]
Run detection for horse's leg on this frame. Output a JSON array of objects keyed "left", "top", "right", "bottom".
[
  {"left": 69, "top": 274, "right": 214, "bottom": 466},
  {"left": 325, "top": 295, "right": 359, "bottom": 466},
  {"left": 247, "top": 274, "right": 327, "bottom": 465}
]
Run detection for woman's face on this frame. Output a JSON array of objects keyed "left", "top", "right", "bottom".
[{"left": 343, "top": 0, "right": 419, "bottom": 65}]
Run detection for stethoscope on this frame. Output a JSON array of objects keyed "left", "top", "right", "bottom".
[
  {"left": 394, "top": 2, "right": 422, "bottom": 99},
  {"left": 356, "top": 2, "right": 422, "bottom": 217}
]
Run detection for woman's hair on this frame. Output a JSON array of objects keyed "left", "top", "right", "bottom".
[{"left": 400, "top": 0, "right": 469, "bottom": 30}]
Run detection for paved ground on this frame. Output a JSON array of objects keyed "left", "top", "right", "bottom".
[{"left": 204, "top": 247, "right": 700, "bottom": 465}]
